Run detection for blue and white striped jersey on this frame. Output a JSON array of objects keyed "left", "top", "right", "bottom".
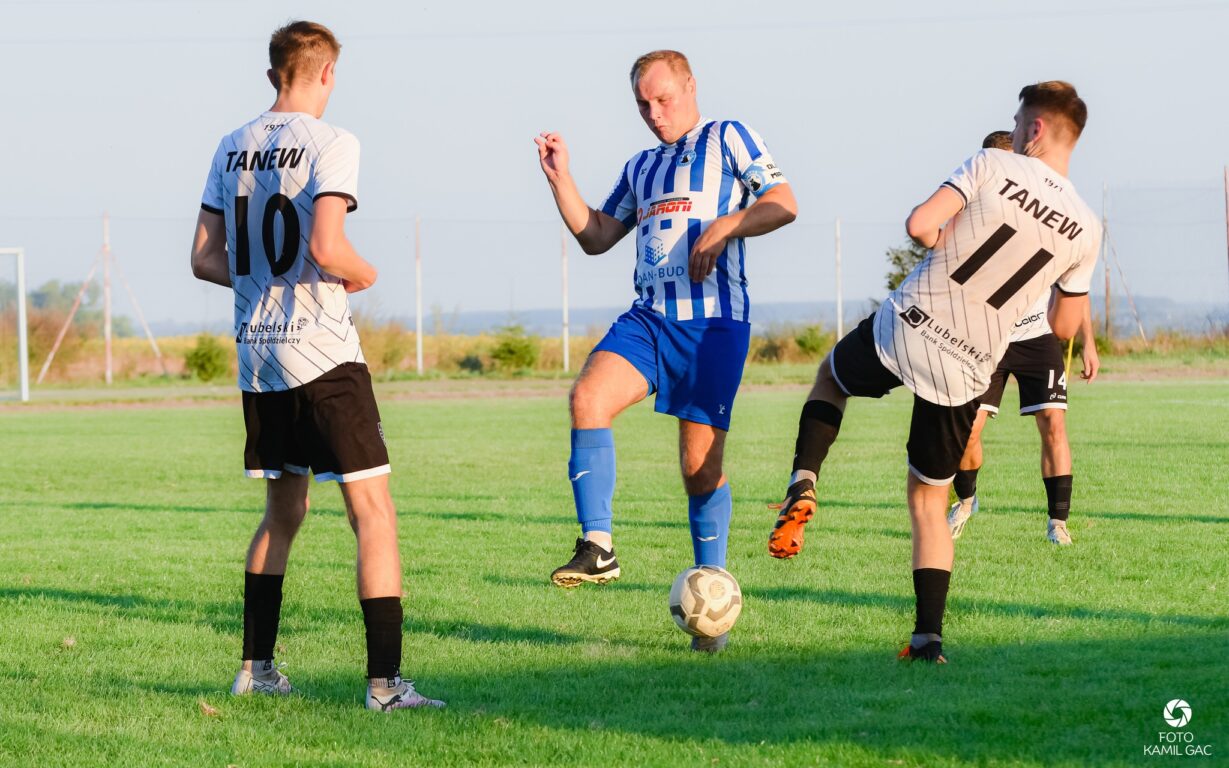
[{"left": 599, "top": 118, "right": 787, "bottom": 322}]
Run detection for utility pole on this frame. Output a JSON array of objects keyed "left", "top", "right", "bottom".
[
  {"left": 103, "top": 213, "right": 113, "bottom": 385},
  {"left": 1102, "top": 184, "right": 1111, "bottom": 341},
  {"left": 35, "top": 214, "right": 164, "bottom": 384},
  {"left": 561, "top": 224, "right": 570, "bottom": 373},
  {"left": 8, "top": 248, "right": 29, "bottom": 401},
  {"left": 37, "top": 257, "right": 100, "bottom": 384},
  {"left": 834, "top": 217, "right": 843, "bottom": 337},
  {"left": 415, "top": 215, "right": 424, "bottom": 375}
]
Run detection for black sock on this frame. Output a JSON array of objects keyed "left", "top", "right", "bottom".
[
  {"left": 360, "top": 596, "right": 403, "bottom": 681},
  {"left": 1043, "top": 475, "right": 1073, "bottom": 521},
  {"left": 912, "top": 568, "right": 951, "bottom": 638},
  {"left": 242, "top": 571, "right": 284, "bottom": 661},
  {"left": 953, "top": 468, "right": 978, "bottom": 500},
  {"left": 789, "top": 400, "right": 843, "bottom": 496}
]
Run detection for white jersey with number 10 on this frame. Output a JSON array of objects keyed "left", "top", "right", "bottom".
[
  {"left": 201, "top": 111, "right": 364, "bottom": 394},
  {"left": 874, "top": 148, "right": 1101, "bottom": 406}
]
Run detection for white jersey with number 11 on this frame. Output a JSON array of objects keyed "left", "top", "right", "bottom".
[{"left": 874, "top": 148, "right": 1101, "bottom": 406}]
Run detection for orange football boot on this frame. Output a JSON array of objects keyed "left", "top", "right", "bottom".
[
  {"left": 767, "top": 486, "right": 817, "bottom": 559},
  {"left": 897, "top": 642, "right": 947, "bottom": 664}
]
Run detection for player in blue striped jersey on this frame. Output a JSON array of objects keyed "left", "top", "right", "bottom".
[{"left": 535, "top": 50, "right": 797, "bottom": 651}]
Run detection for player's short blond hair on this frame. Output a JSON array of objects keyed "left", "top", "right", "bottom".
[
  {"left": 1018, "top": 81, "right": 1087, "bottom": 141},
  {"left": 629, "top": 50, "right": 692, "bottom": 86},
  {"left": 982, "top": 131, "right": 1013, "bottom": 151},
  {"left": 269, "top": 21, "right": 341, "bottom": 91}
]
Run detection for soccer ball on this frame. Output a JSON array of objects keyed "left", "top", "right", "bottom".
[{"left": 668, "top": 565, "right": 743, "bottom": 638}]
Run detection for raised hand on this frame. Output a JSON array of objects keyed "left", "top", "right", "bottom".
[{"left": 535, "top": 132, "right": 571, "bottom": 184}]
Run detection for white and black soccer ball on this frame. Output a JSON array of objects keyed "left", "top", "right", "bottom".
[{"left": 668, "top": 565, "right": 743, "bottom": 638}]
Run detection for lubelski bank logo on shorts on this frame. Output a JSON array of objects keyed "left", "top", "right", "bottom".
[
  {"left": 899, "top": 305, "right": 993, "bottom": 370},
  {"left": 1144, "top": 698, "right": 1213, "bottom": 758}
]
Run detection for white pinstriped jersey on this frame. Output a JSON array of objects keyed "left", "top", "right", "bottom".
[
  {"left": 599, "top": 118, "right": 787, "bottom": 322},
  {"left": 201, "top": 111, "right": 364, "bottom": 393},
  {"left": 874, "top": 149, "right": 1100, "bottom": 405},
  {"left": 1008, "top": 292, "right": 1052, "bottom": 342}
]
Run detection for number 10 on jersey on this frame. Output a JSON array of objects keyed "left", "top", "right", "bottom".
[{"left": 234, "top": 194, "right": 301, "bottom": 277}]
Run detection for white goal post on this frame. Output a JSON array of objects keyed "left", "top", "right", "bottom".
[{"left": 1, "top": 248, "right": 30, "bottom": 402}]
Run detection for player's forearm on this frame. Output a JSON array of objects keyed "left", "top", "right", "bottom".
[
  {"left": 723, "top": 185, "right": 797, "bottom": 239},
  {"left": 311, "top": 236, "right": 377, "bottom": 289},
  {"left": 548, "top": 174, "right": 621, "bottom": 255},
  {"left": 191, "top": 212, "right": 231, "bottom": 287},
  {"left": 191, "top": 251, "right": 231, "bottom": 287},
  {"left": 1079, "top": 310, "right": 1096, "bottom": 347},
  {"left": 906, "top": 187, "right": 964, "bottom": 249},
  {"left": 906, "top": 213, "right": 941, "bottom": 250},
  {"left": 548, "top": 174, "right": 600, "bottom": 243}
]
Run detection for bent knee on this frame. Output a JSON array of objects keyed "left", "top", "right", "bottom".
[
  {"left": 1036, "top": 410, "right": 1067, "bottom": 438},
  {"left": 570, "top": 380, "right": 620, "bottom": 427},
  {"left": 682, "top": 468, "right": 724, "bottom": 497}
]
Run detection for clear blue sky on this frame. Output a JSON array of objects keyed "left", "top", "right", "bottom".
[{"left": 1, "top": 0, "right": 1226, "bottom": 330}]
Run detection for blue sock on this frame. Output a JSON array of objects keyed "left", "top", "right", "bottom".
[
  {"left": 569, "top": 429, "right": 615, "bottom": 535},
  {"left": 688, "top": 483, "right": 732, "bottom": 567}
]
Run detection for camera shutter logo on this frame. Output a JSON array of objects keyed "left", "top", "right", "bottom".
[{"left": 1164, "top": 699, "right": 1191, "bottom": 728}]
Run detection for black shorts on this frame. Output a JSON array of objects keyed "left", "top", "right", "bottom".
[
  {"left": 830, "top": 314, "right": 980, "bottom": 485},
  {"left": 979, "top": 333, "right": 1067, "bottom": 417},
  {"left": 241, "top": 362, "right": 390, "bottom": 484}
]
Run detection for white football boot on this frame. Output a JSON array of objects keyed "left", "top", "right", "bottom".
[
  {"left": 1046, "top": 518, "right": 1073, "bottom": 546},
  {"left": 231, "top": 660, "right": 293, "bottom": 696},
  {"left": 947, "top": 495, "right": 978, "bottom": 540},
  {"left": 365, "top": 676, "right": 446, "bottom": 712}
]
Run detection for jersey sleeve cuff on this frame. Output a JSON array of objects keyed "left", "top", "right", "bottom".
[
  {"left": 752, "top": 180, "right": 784, "bottom": 198},
  {"left": 941, "top": 181, "right": 968, "bottom": 208},
  {"left": 1055, "top": 286, "right": 1088, "bottom": 297},
  {"left": 200, "top": 202, "right": 223, "bottom": 215},
  {"left": 313, "top": 191, "right": 358, "bottom": 212}
]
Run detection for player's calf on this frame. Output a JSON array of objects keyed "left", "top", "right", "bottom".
[
  {"left": 1043, "top": 474, "right": 1074, "bottom": 544},
  {"left": 768, "top": 399, "right": 842, "bottom": 559},
  {"left": 689, "top": 484, "right": 732, "bottom": 567}
]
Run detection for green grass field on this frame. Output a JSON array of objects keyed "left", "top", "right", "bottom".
[{"left": 1, "top": 378, "right": 1226, "bottom": 767}]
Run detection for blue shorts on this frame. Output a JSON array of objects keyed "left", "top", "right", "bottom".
[{"left": 592, "top": 306, "right": 750, "bottom": 431}]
